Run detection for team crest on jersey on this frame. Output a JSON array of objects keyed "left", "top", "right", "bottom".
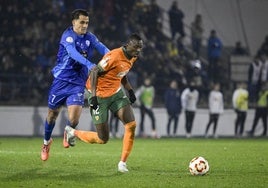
[
  {"left": 66, "top": 36, "right": 74, "bottom": 43},
  {"left": 95, "top": 116, "right": 99, "bottom": 121},
  {"left": 86, "top": 40, "right": 90, "bottom": 46}
]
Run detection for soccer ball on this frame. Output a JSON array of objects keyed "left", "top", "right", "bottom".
[{"left": 189, "top": 156, "right": 209, "bottom": 175}]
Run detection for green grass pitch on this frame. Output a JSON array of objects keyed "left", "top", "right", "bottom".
[{"left": 0, "top": 137, "right": 267, "bottom": 188}]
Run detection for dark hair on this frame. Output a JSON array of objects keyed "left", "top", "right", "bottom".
[
  {"left": 128, "top": 33, "right": 142, "bottom": 42},
  {"left": 71, "top": 9, "right": 89, "bottom": 20},
  {"left": 211, "top": 30, "right": 216, "bottom": 35}
]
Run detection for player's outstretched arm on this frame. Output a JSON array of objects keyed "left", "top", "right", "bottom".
[{"left": 66, "top": 45, "right": 95, "bottom": 71}]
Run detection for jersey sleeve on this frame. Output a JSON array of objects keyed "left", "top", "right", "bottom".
[
  {"left": 89, "top": 32, "right": 110, "bottom": 55},
  {"left": 61, "top": 31, "right": 95, "bottom": 71}
]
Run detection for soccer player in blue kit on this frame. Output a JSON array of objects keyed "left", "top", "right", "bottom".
[{"left": 41, "top": 9, "right": 109, "bottom": 161}]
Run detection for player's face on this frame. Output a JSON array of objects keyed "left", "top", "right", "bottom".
[
  {"left": 72, "top": 15, "right": 89, "bottom": 35},
  {"left": 126, "top": 40, "right": 143, "bottom": 58}
]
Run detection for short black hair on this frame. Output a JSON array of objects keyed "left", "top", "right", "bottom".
[
  {"left": 71, "top": 9, "right": 89, "bottom": 20},
  {"left": 128, "top": 33, "right": 142, "bottom": 42}
]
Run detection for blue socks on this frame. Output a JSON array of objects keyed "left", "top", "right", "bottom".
[{"left": 44, "top": 120, "right": 55, "bottom": 141}]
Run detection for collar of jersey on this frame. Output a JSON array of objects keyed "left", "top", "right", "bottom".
[{"left": 122, "top": 46, "right": 132, "bottom": 60}]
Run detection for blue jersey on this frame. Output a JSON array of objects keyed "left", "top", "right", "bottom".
[
  {"left": 207, "top": 36, "right": 222, "bottom": 58},
  {"left": 164, "top": 88, "right": 182, "bottom": 114},
  {"left": 52, "top": 27, "right": 109, "bottom": 86},
  {"left": 47, "top": 27, "right": 109, "bottom": 109}
]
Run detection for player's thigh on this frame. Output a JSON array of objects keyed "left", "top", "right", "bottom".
[
  {"left": 116, "top": 105, "right": 135, "bottom": 124},
  {"left": 90, "top": 99, "right": 110, "bottom": 124},
  {"left": 109, "top": 90, "right": 133, "bottom": 123},
  {"left": 91, "top": 100, "right": 110, "bottom": 141},
  {"left": 66, "top": 93, "right": 84, "bottom": 124},
  {"left": 95, "top": 123, "right": 109, "bottom": 141}
]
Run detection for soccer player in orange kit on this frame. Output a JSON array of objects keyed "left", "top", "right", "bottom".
[{"left": 64, "top": 33, "right": 143, "bottom": 173}]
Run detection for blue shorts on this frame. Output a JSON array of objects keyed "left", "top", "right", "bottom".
[{"left": 48, "top": 79, "right": 85, "bottom": 109}]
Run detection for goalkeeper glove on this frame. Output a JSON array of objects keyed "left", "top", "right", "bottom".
[
  {"left": 90, "top": 96, "right": 99, "bottom": 110},
  {"left": 128, "top": 89, "right": 136, "bottom": 104}
]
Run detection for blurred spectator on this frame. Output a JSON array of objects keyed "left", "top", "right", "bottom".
[
  {"left": 232, "top": 82, "right": 249, "bottom": 137},
  {"left": 247, "top": 83, "right": 268, "bottom": 137},
  {"left": 185, "top": 58, "right": 208, "bottom": 103},
  {"left": 186, "top": 59, "right": 202, "bottom": 84},
  {"left": 52, "top": 0, "right": 66, "bottom": 13},
  {"left": 168, "top": 1, "right": 185, "bottom": 40},
  {"left": 165, "top": 57, "right": 187, "bottom": 87},
  {"left": 146, "top": 0, "right": 163, "bottom": 35},
  {"left": 132, "top": 0, "right": 147, "bottom": 21},
  {"left": 135, "top": 77, "right": 157, "bottom": 138},
  {"left": 231, "top": 41, "right": 249, "bottom": 56},
  {"left": 258, "top": 35, "right": 268, "bottom": 56},
  {"left": 191, "top": 14, "right": 204, "bottom": 58},
  {"left": 176, "top": 36, "right": 187, "bottom": 59},
  {"left": 207, "top": 30, "right": 223, "bottom": 83},
  {"left": 164, "top": 80, "right": 182, "bottom": 137},
  {"left": 1, "top": 53, "right": 15, "bottom": 74},
  {"left": 0, "top": 0, "right": 232, "bottom": 108},
  {"left": 181, "top": 81, "right": 199, "bottom": 138},
  {"left": 167, "top": 41, "right": 179, "bottom": 58},
  {"left": 204, "top": 83, "right": 224, "bottom": 138},
  {"left": 248, "top": 54, "right": 262, "bottom": 103},
  {"left": 259, "top": 53, "right": 268, "bottom": 87}
]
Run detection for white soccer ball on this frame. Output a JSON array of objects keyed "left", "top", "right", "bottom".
[{"left": 189, "top": 156, "right": 209, "bottom": 175}]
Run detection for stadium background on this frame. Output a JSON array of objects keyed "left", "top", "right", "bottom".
[
  {"left": 0, "top": 106, "right": 262, "bottom": 137},
  {"left": 0, "top": 0, "right": 267, "bottom": 137}
]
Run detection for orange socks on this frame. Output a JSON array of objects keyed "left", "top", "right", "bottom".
[
  {"left": 120, "top": 121, "right": 136, "bottom": 162},
  {"left": 73, "top": 121, "right": 136, "bottom": 163},
  {"left": 74, "top": 130, "right": 104, "bottom": 144}
]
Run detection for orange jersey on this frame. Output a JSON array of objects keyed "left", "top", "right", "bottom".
[{"left": 86, "top": 47, "right": 137, "bottom": 98}]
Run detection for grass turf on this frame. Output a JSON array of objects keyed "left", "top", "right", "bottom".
[{"left": 0, "top": 137, "right": 267, "bottom": 188}]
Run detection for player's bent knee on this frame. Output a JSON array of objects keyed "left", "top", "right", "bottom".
[
  {"left": 97, "top": 135, "right": 109, "bottom": 144},
  {"left": 98, "top": 139, "right": 108, "bottom": 144},
  {"left": 97, "top": 139, "right": 107, "bottom": 144}
]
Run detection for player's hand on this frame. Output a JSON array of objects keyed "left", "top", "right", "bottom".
[
  {"left": 90, "top": 96, "right": 99, "bottom": 110},
  {"left": 128, "top": 89, "right": 136, "bottom": 104}
]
